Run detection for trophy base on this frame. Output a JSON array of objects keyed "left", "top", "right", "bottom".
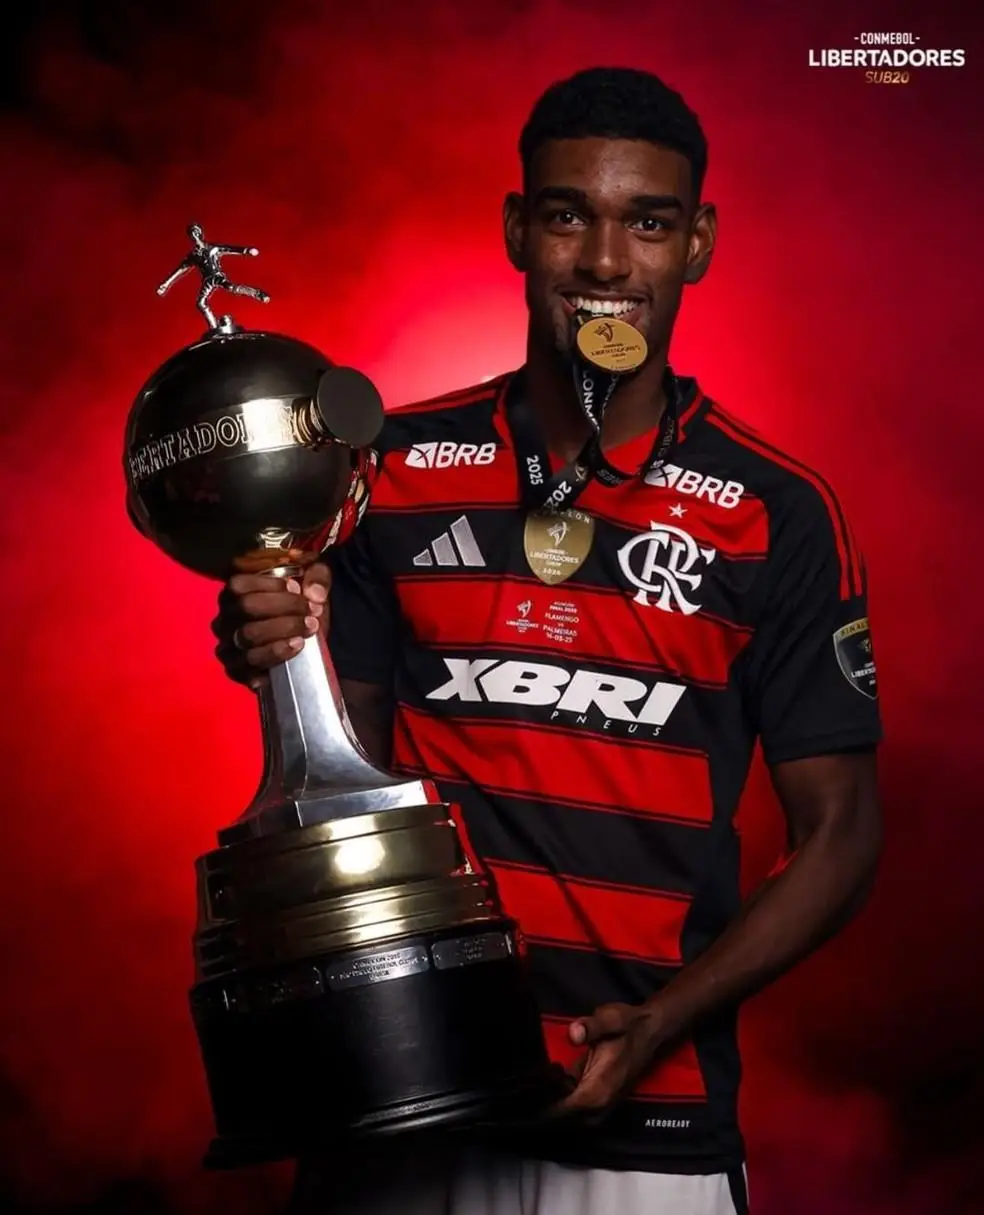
[
  {"left": 202, "top": 1066, "right": 570, "bottom": 1169},
  {"left": 191, "top": 920, "right": 565, "bottom": 1169}
]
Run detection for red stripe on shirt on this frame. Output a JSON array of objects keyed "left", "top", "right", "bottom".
[
  {"left": 371, "top": 453, "right": 519, "bottom": 510},
  {"left": 541, "top": 1016, "right": 707, "bottom": 1100},
  {"left": 488, "top": 862, "right": 689, "bottom": 964},
  {"left": 676, "top": 389, "right": 706, "bottom": 441},
  {"left": 577, "top": 486, "right": 769, "bottom": 558},
  {"left": 393, "top": 576, "right": 752, "bottom": 686},
  {"left": 708, "top": 408, "right": 861, "bottom": 599},
  {"left": 393, "top": 706, "right": 713, "bottom": 824}
]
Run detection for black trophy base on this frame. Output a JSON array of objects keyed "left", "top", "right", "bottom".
[{"left": 191, "top": 921, "right": 567, "bottom": 1169}]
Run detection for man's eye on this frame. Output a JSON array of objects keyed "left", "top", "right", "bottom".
[
  {"left": 632, "top": 217, "right": 669, "bottom": 233},
  {"left": 547, "top": 209, "right": 584, "bottom": 227}
]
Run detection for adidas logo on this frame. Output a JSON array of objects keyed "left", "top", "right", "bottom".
[{"left": 412, "top": 516, "right": 485, "bottom": 568}]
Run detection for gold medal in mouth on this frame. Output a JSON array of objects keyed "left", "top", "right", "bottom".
[{"left": 575, "top": 315, "right": 648, "bottom": 372}]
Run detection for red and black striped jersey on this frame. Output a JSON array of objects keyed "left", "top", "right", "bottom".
[{"left": 325, "top": 370, "right": 882, "bottom": 1175}]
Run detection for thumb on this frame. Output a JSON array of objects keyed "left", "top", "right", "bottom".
[
  {"left": 569, "top": 1005, "right": 629, "bottom": 1046},
  {"left": 302, "top": 561, "right": 331, "bottom": 603}
]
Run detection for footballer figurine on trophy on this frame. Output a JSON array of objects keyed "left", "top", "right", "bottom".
[{"left": 156, "top": 222, "right": 270, "bottom": 332}]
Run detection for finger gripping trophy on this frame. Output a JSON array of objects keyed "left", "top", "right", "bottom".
[{"left": 124, "top": 226, "right": 561, "bottom": 1168}]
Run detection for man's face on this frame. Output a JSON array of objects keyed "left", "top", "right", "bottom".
[{"left": 504, "top": 137, "right": 716, "bottom": 361}]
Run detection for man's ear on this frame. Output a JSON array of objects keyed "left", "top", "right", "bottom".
[
  {"left": 503, "top": 191, "right": 527, "bottom": 272},
  {"left": 683, "top": 202, "right": 717, "bottom": 285}
]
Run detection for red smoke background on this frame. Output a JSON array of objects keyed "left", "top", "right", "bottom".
[{"left": 2, "top": 0, "right": 981, "bottom": 1211}]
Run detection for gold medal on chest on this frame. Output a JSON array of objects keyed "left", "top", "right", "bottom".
[{"left": 523, "top": 508, "right": 595, "bottom": 585}]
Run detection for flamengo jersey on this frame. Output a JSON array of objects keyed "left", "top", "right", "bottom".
[{"left": 325, "top": 370, "right": 882, "bottom": 1175}]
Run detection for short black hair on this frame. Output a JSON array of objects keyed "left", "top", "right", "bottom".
[{"left": 519, "top": 66, "right": 708, "bottom": 203}]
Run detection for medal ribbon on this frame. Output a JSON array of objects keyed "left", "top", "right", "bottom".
[{"left": 505, "top": 316, "right": 678, "bottom": 513}]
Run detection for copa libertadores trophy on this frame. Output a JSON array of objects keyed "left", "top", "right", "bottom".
[{"left": 123, "top": 224, "right": 561, "bottom": 1168}]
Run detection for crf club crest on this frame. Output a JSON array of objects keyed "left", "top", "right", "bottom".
[
  {"left": 616, "top": 522, "right": 716, "bottom": 615},
  {"left": 832, "top": 617, "right": 877, "bottom": 699}
]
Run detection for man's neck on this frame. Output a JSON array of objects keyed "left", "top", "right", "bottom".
[{"left": 522, "top": 341, "right": 669, "bottom": 462}]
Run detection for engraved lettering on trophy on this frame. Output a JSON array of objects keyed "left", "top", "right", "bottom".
[
  {"left": 156, "top": 222, "right": 271, "bottom": 331},
  {"left": 431, "top": 931, "right": 513, "bottom": 970},
  {"left": 213, "top": 967, "right": 326, "bottom": 1016},
  {"left": 128, "top": 399, "right": 302, "bottom": 484},
  {"left": 323, "top": 944, "right": 431, "bottom": 991}
]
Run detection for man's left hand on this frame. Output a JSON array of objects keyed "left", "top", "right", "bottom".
[{"left": 552, "top": 1002, "right": 664, "bottom": 1117}]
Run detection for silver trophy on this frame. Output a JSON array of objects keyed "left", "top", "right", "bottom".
[{"left": 124, "top": 226, "right": 562, "bottom": 1169}]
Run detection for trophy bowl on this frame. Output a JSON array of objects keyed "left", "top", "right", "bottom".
[
  {"left": 123, "top": 227, "right": 565, "bottom": 1168},
  {"left": 125, "top": 328, "right": 381, "bottom": 579}
]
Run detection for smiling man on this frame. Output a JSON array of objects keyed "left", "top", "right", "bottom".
[{"left": 215, "top": 66, "right": 883, "bottom": 1215}]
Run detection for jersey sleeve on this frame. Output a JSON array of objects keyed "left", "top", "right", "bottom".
[
  {"left": 324, "top": 522, "right": 401, "bottom": 685},
  {"left": 322, "top": 452, "right": 401, "bottom": 687},
  {"left": 744, "top": 484, "right": 883, "bottom": 766}
]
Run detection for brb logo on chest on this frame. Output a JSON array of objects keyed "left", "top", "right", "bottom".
[
  {"left": 644, "top": 462, "right": 744, "bottom": 509},
  {"left": 405, "top": 442, "right": 497, "bottom": 468},
  {"left": 426, "top": 658, "right": 686, "bottom": 739},
  {"left": 617, "top": 523, "right": 716, "bottom": 615}
]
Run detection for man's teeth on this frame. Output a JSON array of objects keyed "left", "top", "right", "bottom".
[{"left": 570, "top": 297, "right": 639, "bottom": 317}]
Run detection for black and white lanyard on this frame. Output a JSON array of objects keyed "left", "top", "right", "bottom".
[{"left": 505, "top": 344, "right": 679, "bottom": 514}]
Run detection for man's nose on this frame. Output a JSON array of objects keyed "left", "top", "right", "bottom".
[{"left": 576, "top": 219, "right": 632, "bottom": 283}]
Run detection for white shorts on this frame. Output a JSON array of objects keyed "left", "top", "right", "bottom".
[{"left": 288, "top": 1142, "right": 749, "bottom": 1215}]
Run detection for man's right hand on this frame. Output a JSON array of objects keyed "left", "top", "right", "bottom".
[{"left": 212, "top": 562, "right": 331, "bottom": 685}]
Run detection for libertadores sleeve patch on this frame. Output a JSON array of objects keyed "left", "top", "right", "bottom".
[{"left": 832, "top": 617, "right": 877, "bottom": 699}]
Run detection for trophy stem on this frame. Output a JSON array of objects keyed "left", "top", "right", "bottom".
[
  {"left": 222, "top": 573, "right": 431, "bottom": 844},
  {"left": 259, "top": 628, "right": 388, "bottom": 791}
]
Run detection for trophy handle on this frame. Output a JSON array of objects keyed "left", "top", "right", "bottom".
[{"left": 224, "top": 566, "right": 429, "bottom": 844}]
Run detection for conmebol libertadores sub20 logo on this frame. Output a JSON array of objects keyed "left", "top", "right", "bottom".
[{"left": 808, "top": 31, "right": 966, "bottom": 84}]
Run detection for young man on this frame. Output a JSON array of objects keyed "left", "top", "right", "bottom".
[{"left": 215, "top": 67, "right": 883, "bottom": 1215}]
